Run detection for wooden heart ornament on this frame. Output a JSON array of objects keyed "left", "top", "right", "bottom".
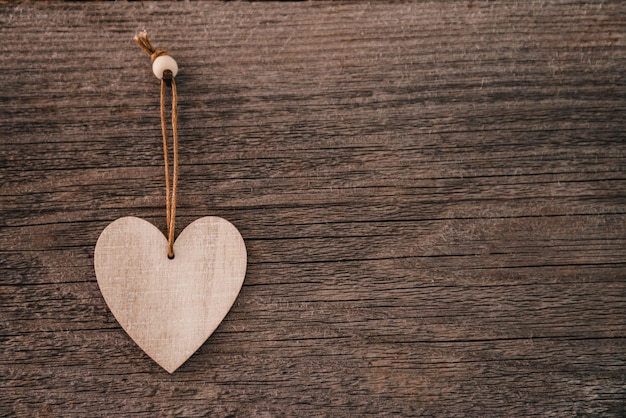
[{"left": 94, "top": 216, "right": 246, "bottom": 373}]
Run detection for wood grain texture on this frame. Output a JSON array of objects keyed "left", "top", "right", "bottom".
[
  {"left": 1, "top": 1, "right": 625, "bottom": 416},
  {"left": 94, "top": 216, "right": 246, "bottom": 374}
]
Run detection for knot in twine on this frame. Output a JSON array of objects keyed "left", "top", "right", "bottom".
[{"left": 134, "top": 30, "right": 169, "bottom": 63}]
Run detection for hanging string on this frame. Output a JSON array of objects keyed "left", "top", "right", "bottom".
[
  {"left": 160, "top": 76, "right": 178, "bottom": 259},
  {"left": 135, "top": 31, "right": 179, "bottom": 259}
]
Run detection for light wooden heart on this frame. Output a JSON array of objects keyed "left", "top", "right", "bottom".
[{"left": 94, "top": 216, "right": 246, "bottom": 373}]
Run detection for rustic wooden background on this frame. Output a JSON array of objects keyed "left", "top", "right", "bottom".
[{"left": 1, "top": 1, "right": 625, "bottom": 416}]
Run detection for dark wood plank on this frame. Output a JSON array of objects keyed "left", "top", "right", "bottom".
[{"left": 1, "top": 1, "right": 625, "bottom": 416}]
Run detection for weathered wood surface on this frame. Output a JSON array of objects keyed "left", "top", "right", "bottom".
[{"left": 1, "top": 1, "right": 625, "bottom": 416}]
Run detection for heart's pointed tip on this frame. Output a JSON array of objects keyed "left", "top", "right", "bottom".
[
  {"left": 160, "top": 361, "right": 182, "bottom": 374},
  {"left": 155, "top": 353, "right": 191, "bottom": 374}
]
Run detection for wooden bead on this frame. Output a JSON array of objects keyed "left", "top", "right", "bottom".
[{"left": 152, "top": 55, "right": 178, "bottom": 79}]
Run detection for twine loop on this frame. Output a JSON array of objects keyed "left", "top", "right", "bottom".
[{"left": 135, "top": 31, "right": 179, "bottom": 259}]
